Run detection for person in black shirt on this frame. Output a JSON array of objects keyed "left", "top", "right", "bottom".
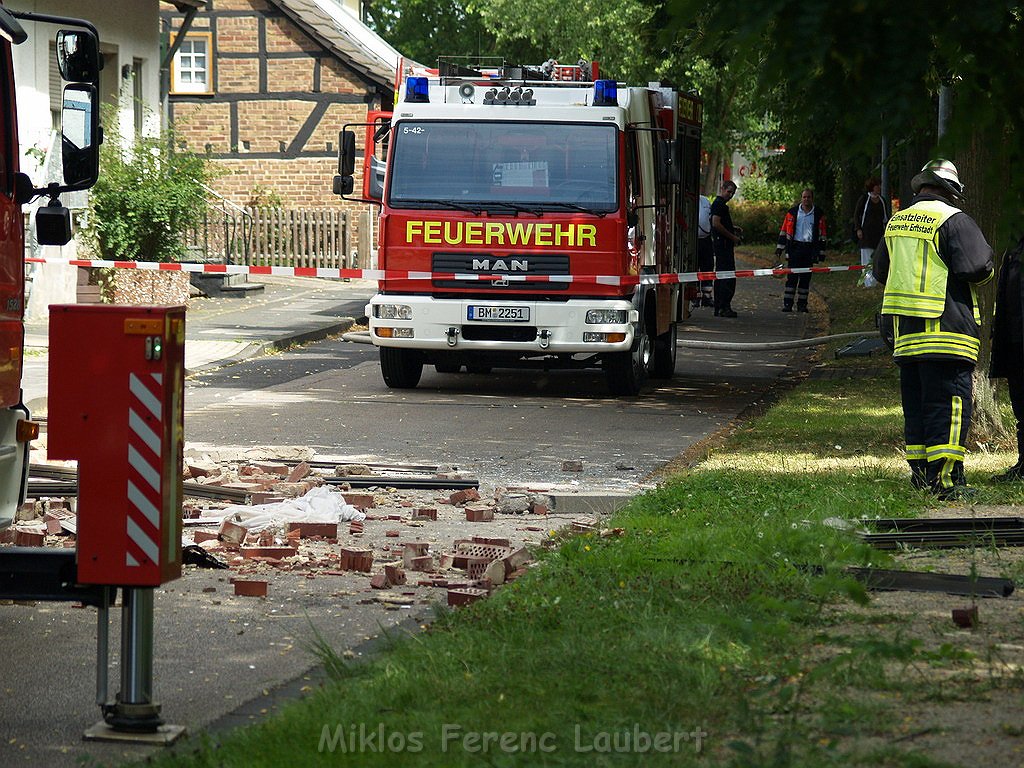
[{"left": 710, "top": 180, "right": 742, "bottom": 317}]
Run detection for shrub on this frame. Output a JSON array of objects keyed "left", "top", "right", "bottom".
[
  {"left": 732, "top": 201, "right": 788, "bottom": 245},
  {"left": 84, "top": 116, "right": 215, "bottom": 263}
]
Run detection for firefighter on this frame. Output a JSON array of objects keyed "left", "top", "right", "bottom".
[
  {"left": 873, "top": 159, "right": 994, "bottom": 500},
  {"left": 775, "top": 188, "right": 827, "bottom": 312}
]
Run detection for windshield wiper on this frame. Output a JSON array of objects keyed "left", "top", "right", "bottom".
[
  {"left": 473, "top": 201, "right": 544, "bottom": 217},
  {"left": 542, "top": 201, "right": 609, "bottom": 218},
  {"left": 396, "top": 198, "right": 484, "bottom": 215}
]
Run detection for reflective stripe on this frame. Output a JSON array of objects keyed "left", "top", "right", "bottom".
[{"left": 905, "top": 444, "right": 927, "bottom": 460}]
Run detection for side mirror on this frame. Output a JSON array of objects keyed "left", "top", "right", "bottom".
[
  {"left": 61, "top": 84, "right": 100, "bottom": 188},
  {"left": 333, "top": 175, "right": 354, "bottom": 196},
  {"left": 36, "top": 199, "right": 73, "bottom": 246},
  {"left": 56, "top": 29, "right": 99, "bottom": 84},
  {"left": 339, "top": 130, "right": 356, "bottom": 177}
]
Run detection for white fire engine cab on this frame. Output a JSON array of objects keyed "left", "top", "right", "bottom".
[{"left": 336, "top": 58, "right": 702, "bottom": 396}]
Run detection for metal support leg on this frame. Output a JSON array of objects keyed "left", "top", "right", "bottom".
[
  {"left": 95, "top": 587, "right": 110, "bottom": 708},
  {"left": 103, "top": 587, "right": 163, "bottom": 733}
]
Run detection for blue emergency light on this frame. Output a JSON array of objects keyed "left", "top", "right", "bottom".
[
  {"left": 593, "top": 79, "right": 617, "bottom": 107},
  {"left": 405, "top": 76, "right": 429, "bottom": 103}
]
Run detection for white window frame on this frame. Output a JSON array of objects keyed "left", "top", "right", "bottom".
[{"left": 170, "top": 32, "right": 213, "bottom": 95}]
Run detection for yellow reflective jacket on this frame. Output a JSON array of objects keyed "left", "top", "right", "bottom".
[{"left": 879, "top": 199, "right": 992, "bottom": 363}]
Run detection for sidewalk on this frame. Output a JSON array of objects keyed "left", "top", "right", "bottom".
[{"left": 22, "top": 274, "right": 376, "bottom": 409}]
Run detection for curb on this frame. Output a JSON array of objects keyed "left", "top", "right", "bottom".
[{"left": 184, "top": 318, "right": 356, "bottom": 376}]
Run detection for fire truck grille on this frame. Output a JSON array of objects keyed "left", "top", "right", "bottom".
[{"left": 431, "top": 253, "right": 570, "bottom": 291}]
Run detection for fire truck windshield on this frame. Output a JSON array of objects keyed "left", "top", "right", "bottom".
[{"left": 387, "top": 121, "right": 618, "bottom": 214}]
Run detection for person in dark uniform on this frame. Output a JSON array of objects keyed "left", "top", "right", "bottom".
[
  {"left": 990, "top": 235, "right": 1024, "bottom": 480},
  {"left": 874, "top": 159, "right": 994, "bottom": 500},
  {"left": 710, "top": 180, "right": 741, "bottom": 317}
]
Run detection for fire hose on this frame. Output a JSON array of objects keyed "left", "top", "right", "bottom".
[{"left": 343, "top": 330, "right": 876, "bottom": 350}]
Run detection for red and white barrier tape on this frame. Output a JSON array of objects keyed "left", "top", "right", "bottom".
[{"left": 25, "top": 257, "right": 866, "bottom": 285}]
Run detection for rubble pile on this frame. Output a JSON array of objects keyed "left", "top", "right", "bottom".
[{"left": 4, "top": 454, "right": 562, "bottom": 610}]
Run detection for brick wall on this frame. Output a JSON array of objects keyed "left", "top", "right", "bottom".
[{"left": 166, "top": 0, "right": 389, "bottom": 256}]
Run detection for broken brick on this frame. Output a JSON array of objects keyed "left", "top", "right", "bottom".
[
  {"left": 287, "top": 522, "right": 338, "bottom": 539},
  {"left": 384, "top": 565, "right": 406, "bottom": 585},
  {"left": 349, "top": 520, "right": 364, "bottom": 535},
  {"left": 503, "top": 547, "right": 534, "bottom": 576},
  {"left": 449, "top": 488, "right": 481, "bottom": 506},
  {"left": 472, "top": 536, "right": 510, "bottom": 548},
  {"left": 412, "top": 507, "right": 438, "bottom": 521},
  {"left": 286, "top": 461, "right": 311, "bottom": 482},
  {"left": 233, "top": 580, "right": 268, "bottom": 597},
  {"left": 385, "top": 530, "right": 401, "bottom": 538},
  {"left": 408, "top": 555, "right": 434, "bottom": 572},
  {"left": 447, "top": 587, "right": 487, "bottom": 607},
  {"left": 345, "top": 493, "right": 376, "bottom": 510},
  {"left": 340, "top": 547, "right": 374, "bottom": 572},
  {"left": 14, "top": 529, "right": 44, "bottom": 547},
  {"left": 193, "top": 530, "right": 219, "bottom": 544},
  {"left": 370, "top": 572, "right": 389, "bottom": 589},
  {"left": 402, "top": 542, "right": 429, "bottom": 568},
  {"left": 253, "top": 461, "right": 289, "bottom": 476},
  {"left": 241, "top": 546, "right": 296, "bottom": 560},
  {"left": 465, "top": 505, "right": 495, "bottom": 523},
  {"left": 530, "top": 501, "right": 549, "bottom": 515}
]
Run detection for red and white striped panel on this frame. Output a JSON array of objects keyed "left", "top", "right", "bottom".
[
  {"left": 24, "top": 257, "right": 866, "bottom": 285},
  {"left": 126, "top": 372, "right": 163, "bottom": 568}
]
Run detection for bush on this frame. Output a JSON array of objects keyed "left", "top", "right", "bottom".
[
  {"left": 84, "top": 116, "right": 214, "bottom": 263},
  {"left": 732, "top": 200, "right": 788, "bottom": 245},
  {"left": 738, "top": 176, "right": 804, "bottom": 206}
]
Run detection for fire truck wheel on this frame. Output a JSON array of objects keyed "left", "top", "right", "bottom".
[
  {"left": 605, "top": 325, "right": 651, "bottom": 396},
  {"left": 651, "top": 323, "right": 677, "bottom": 379},
  {"left": 380, "top": 348, "right": 423, "bottom": 389}
]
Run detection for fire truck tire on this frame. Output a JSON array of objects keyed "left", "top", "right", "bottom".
[
  {"left": 380, "top": 348, "right": 423, "bottom": 388},
  {"left": 605, "top": 324, "right": 651, "bottom": 396},
  {"left": 651, "top": 323, "right": 677, "bottom": 378}
]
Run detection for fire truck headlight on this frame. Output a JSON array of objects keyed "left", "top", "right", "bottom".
[
  {"left": 586, "top": 309, "right": 627, "bottom": 324},
  {"left": 375, "top": 304, "right": 413, "bottom": 320}
]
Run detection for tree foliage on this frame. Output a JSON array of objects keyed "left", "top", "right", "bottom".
[
  {"left": 85, "top": 119, "right": 214, "bottom": 263},
  {"left": 665, "top": 0, "right": 1024, "bottom": 240}
]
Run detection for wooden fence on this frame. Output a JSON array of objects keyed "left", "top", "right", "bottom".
[
  {"left": 182, "top": 205, "right": 350, "bottom": 269},
  {"left": 248, "top": 207, "right": 349, "bottom": 269}
]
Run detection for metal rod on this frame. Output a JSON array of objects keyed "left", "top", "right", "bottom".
[
  {"left": 95, "top": 587, "right": 109, "bottom": 707},
  {"left": 120, "top": 588, "right": 155, "bottom": 705}
]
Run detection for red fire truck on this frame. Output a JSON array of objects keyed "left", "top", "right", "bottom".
[
  {"left": 0, "top": 4, "right": 101, "bottom": 530},
  {"left": 336, "top": 58, "right": 702, "bottom": 396}
]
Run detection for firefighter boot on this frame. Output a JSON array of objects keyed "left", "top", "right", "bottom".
[
  {"left": 992, "top": 427, "right": 1024, "bottom": 482},
  {"left": 908, "top": 459, "right": 928, "bottom": 490}
]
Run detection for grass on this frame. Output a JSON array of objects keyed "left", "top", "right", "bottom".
[{"left": 139, "top": 250, "right": 1024, "bottom": 768}]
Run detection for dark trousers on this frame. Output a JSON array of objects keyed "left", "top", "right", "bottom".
[
  {"left": 697, "top": 236, "right": 714, "bottom": 300},
  {"left": 712, "top": 237, "right": 736, "bottom": 310},
  {"left": 783, "top": 242, "right": 816, "bottom": 309},
  {"left": 899, "top": 358, "right": 974, "bottom": 491}
]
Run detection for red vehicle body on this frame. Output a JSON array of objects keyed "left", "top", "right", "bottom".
[{"left": 0, "top": 4, "right": 102, "bottom": 528}]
